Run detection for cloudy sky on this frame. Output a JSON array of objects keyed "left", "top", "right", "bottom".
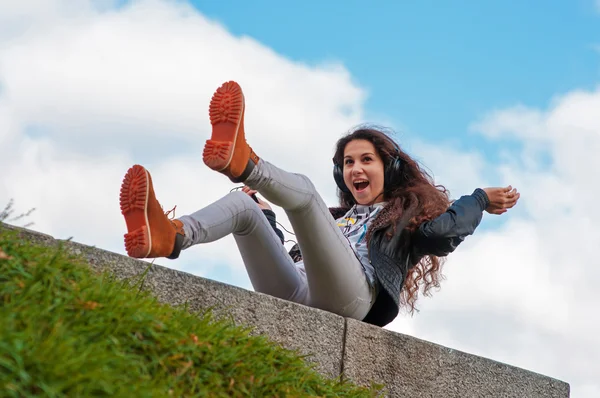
[{"left": 1, "top": 0, "right": 599, "bottom": 396}]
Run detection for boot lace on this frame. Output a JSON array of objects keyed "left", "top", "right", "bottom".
[{"left": 162, "top": 205, "right": 177, "bottom": 220}]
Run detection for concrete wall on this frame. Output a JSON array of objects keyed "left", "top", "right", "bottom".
[{"left": 5, "top": 224, "right": 570, "bottom": 397}]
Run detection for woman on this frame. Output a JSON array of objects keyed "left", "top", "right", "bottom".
[{"left": 119, "top": 81, "right": 519, "bottom": 327}]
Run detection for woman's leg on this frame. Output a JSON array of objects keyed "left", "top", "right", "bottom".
[
  {"left": 178, "top": 191, "right": 310, "bottom": 305},
  {"left": 246, "top": 161, "right": 374, "bottom": 319},
  {"left": 202, "top": 81, "right": 374, "bottom": 319},
  {"left": 120, "top": 164, "right": 310, "bottom": 305}
]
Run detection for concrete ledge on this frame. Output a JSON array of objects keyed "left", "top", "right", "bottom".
[
  {"left": 3, "top": 224, "right": 570, "bottom": 396},
  {"left": 343, "top": 318, "right": 570, "bottom": 397}
]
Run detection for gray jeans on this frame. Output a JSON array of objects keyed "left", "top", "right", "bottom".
[{"left": 178, "top": 160, "right": 375, "bottom": 320}]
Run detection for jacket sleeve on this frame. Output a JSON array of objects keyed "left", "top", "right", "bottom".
[
  {"left": 412, "top": 188, "right": 489, "bottom": 257},
  {"left": 262, "top": 209, "right": 285, "bottom": 245}
]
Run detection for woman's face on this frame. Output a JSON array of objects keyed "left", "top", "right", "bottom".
[{"left": 343, "top": 139, "right": 385, "bottom": 205}]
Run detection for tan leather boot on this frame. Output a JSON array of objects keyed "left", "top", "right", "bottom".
[
  {"left": 203, "top": 81, "right": 260, "bottom": 183},
  {"left": 119, "top": 164, "right": 185, "bottom": 259}
]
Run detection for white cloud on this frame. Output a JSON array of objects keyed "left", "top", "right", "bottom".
[
  {"left": 388, "top": 85, "right": 600, "bottom": 397},
  {"left": 408, "top": 140, "right": 492, "bottom": 198},
  {"left": 0, "top": 0, "right": 363, "bottom": 269},
  {"left": 0, "top": 0, "right": 362, "bottom": 165},
  {"left": 1, "top": 1, "right": 599, "bottom": 397}
]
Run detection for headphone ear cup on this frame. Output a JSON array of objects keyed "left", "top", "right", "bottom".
[
  {"left": 333, "top": 164, "right": 351, "bottom": 193},
  {"left": 384, "top": 157, "right": 402, "bottom": 191}
]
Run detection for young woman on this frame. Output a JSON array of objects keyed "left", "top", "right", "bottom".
[{"left": 119, "top": 81, "right": 519, "bottom": 327}]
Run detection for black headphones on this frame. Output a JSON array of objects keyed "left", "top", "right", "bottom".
[{"left": 333, "top": 135, "right": 403, "bottom": 194}]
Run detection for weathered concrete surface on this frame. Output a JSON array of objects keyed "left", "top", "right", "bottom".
[
  {"left": 4, "top": 224, "right": 570, "bottom": 396},
  {"left": 4, "top": 225, "right": 345, "bottom": 379},
  {"left": 342, "top": 318, "right": 570, "bottom": 397}
]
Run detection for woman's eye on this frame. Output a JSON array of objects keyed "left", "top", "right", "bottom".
[
  {"left": 344, "top": 159, "right": 353, "bottom": 165},
  {"left": 363, "top": 157, "right": 372, "bottom": 162}
]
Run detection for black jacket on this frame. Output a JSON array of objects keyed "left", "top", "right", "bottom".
[{"left": 263, "top": 188, "right": 490, "bottom": 327}]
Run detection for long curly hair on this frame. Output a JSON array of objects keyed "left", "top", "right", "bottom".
[{"left": 332, "top": 126, "right": 451, "bottom": 314}]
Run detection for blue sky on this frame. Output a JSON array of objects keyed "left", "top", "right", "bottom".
[{"left": 194, "top": 0, "right": 600, "bottom": 157}]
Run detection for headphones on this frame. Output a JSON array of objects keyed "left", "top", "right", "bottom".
[{"left": 333, "top": 135, "right": 403, "bottom": 195}]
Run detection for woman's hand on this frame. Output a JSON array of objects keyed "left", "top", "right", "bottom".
[
  {"left": 241, "top": 186, "right": 272, "bottom": 211},
  {"left": 483, "top": 186, "right": 520, "bottom": 215}
]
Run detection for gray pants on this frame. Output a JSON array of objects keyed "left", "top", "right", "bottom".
[{"left": 179, "top": 159, "right": 375, "bottom": 320}]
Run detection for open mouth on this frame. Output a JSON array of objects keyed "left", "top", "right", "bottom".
[{"left": 353, "top": 180, "right": 370, "bottom": 192}]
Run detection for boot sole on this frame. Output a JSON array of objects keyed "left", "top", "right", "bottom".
[
  {"left": 203, "top": 81, "right": 244, "bottom": 172},
  {"left": 119, "top": 165, "right": 152, "bottom": 258}
]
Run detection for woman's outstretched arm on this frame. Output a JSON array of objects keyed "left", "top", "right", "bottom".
[{"left": 412, "top": 186, "right": 519, "bottom": 257}]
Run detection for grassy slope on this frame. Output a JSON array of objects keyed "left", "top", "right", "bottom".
[{"left": 0, "top": 227, "right": 381, "bottom": 397}]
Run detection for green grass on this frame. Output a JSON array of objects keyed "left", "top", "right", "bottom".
[{"left": 0, "top": 227, "right": 381, "bottom": 397}]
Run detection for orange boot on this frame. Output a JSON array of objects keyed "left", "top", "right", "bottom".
[
  {"left": 119, "top": 165, "right": 185, "bottom": 259},
  {"left": 203, "top": 81, "right": 260, "bottom": 183}
]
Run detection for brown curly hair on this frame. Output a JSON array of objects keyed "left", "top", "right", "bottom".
[{"left": 332, "top": 126, "right": 451, "bottom": 314}]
